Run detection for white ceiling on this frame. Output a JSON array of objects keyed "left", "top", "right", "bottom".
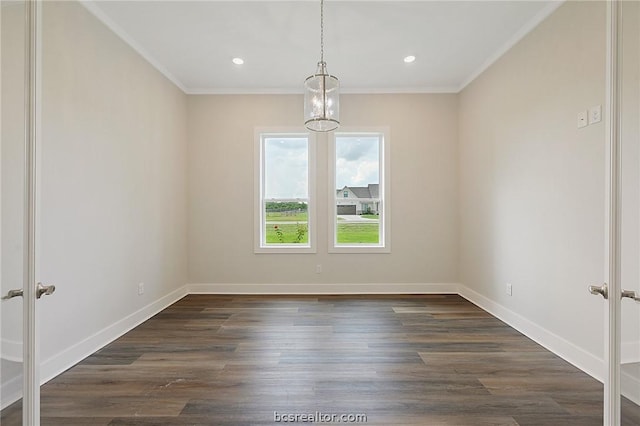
[{"left": 83, "top": 1, "right": 562, "bottom": 94}]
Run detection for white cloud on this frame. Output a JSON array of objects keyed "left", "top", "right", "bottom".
[
  {"left": 335, "top": 136, "right": 379, "bottom": 189},
  {"left": 264, "top": 138, "right": 308, "bottom": 199}
]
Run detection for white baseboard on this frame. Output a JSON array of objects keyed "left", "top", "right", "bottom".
[
  {"left": 622, "top": 365, "right": 640, "bottom": 406},
  {"left": 0, "top": 338, "right": 22, "bottom": 363},
  {"left": 39, "top": 285, "right": 189, "bottom": 387},
  {"left": 458, "top": 284, "right": 605, "bottom": 382},
  {"left": 2, "top": 285, "right": 189, "bottom": 410},
  {"left": 0, "top": 360, "right": 22, "bottom": 411},
  {"left": 187, "top": 282, "right": 459, "bottom": 295},
  {"left": 622, "top": 341, "right": 640, "bottom": 365},
  {"left": 4, "top": 282, "right": 630, "bottom": 411}
]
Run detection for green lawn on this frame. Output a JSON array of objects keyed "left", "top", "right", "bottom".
[
  {"left": 265, "top": 223, "right": 308, "bottom": 244},
  {"left": 360, "top": 214, "right": 379, "bottom": 220},
  {"left": 264, "top": 218, "right": 379, "bottom": 245},
  {"left": 337, "top": 223, "right": 379, "bottom": 244}
]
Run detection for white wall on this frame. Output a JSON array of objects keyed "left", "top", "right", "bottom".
[
  {"left": 1, "top": 0, "right": 27, "bottom": 402},
  {"left": 2, "top": 0, "right": 632, "bottom": 407},
  {"left": 35, "top": 1, "right": 188, "bottom": 381},
  {"left": 458, "top": 1, "right": 607, "bottom": 371},
  {"left": 188, "top": 94, "right": 459, "bottom": 289}
]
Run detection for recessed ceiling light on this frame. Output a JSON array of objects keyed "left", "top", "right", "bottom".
[
  {"left": 232, "top": 57, "right": 244, "bottom": 65},
  {"left": 404, "top": 55, "right": 416, "bottom": 63}
]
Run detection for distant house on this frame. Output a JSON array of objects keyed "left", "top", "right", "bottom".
[{"left": 336, "top": 184, "right": 380, "bottom": 215}]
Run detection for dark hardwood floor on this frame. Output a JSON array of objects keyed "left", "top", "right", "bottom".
[{"left": 2, "top": 294, "right": 639, "bottom": 425}]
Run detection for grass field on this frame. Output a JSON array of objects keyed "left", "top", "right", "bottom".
[
  {"left": 264, "top": 216, "right": 379, "bottom": 245},
  {"left": 337, "top": 223, "right": 379, "bottom": 244},
  {"left": 265, "top": 223, "right": 308, "bottom": 244}
]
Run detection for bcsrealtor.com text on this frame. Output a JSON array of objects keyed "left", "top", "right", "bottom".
[{"left": 274, "top": 411, "right": 367, "bottom": 423}]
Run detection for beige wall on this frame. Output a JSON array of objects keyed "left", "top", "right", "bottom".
[
  {"left": 2, "top": 0, "right": 625, "bottom": 400},
  {"left": 188, "top": 94, "right": 459, "bottom": 286},
  {"left": 459, "top": 1, "right": 606, "bottom": 360},
  {"left": 37, "top": 1, "right": 188, "bottom": 369}
]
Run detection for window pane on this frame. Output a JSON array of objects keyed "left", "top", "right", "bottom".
[
  {"left": 264, "top": 201, "right": 308, "bottom": 245},
  {"left": 335, "top": 135, "right": 381, "bottom": 245},
  {"left": 262, "top": 136, "right": 310, "bottom": 247},
  {"left": 264, "top": 137, "right": 308, "bottom": 199}
]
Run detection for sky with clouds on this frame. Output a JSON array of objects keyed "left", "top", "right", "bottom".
[
  {"left": 335, "top": 136, "right": 380, "bottom": 189},
  {"left": 263, "top": 135, "right": 380, "bottom": 199},
  {"left": 264, "top": 137, "right": 308, "bottom": 199}
]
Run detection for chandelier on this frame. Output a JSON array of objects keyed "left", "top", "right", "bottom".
[{"left": 304, "top": 0, "right": 340, "bottom": 132}]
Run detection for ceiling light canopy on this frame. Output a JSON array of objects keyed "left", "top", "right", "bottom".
[
  {"left": 304, "top": 0, "right": 339, "bottom": 132},
  {"left": 232, "top": 57, "right": 244, "bottom": 65},
  {"left": 404, "top": 55, "right": 416, "bottom": 63}
]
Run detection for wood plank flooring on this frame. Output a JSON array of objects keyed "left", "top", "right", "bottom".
[{"left": 2, "top": 294, "right": 639, "bottom": 425}]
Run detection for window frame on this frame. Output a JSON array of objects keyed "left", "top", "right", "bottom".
[
  {"left": 254, "top": 129, "right": 316, "bottom": 254},
  {"left": 328, "top": 128, "right": 391, "bottom": 253}
]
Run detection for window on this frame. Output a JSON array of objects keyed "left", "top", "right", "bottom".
[
  {"left": 255, "top": 131, "right": 315, "bottom": 253},
  {"left": 329, "top": 130, "right": 390, "bottom": 253}
]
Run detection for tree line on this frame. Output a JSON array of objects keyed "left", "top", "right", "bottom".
[{"left": 266, "top": 201, "right": 308, "bottom": 212}]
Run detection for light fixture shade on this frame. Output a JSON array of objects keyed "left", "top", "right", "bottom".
[{"left": 304, "top": 62, "right": 340, "bottom": 132}]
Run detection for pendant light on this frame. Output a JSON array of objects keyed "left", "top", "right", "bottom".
[{"left": 304, "top": 0, "right": 339, "bottom": 132}]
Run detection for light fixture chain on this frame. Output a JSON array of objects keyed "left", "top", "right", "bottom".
[{"left": 320, "top": 0, "right": 324, "bottom": 63}]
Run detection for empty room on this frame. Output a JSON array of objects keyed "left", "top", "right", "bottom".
[{"left": 1, "top": 0, "right": 639, "bottom": 425}]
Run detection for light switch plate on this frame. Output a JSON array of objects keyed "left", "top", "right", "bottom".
[{"left": 589, "top": 105, "right": 602, "bottom": 124}]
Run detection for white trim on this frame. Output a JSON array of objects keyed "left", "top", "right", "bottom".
[
  {"left": 3, "top": 281, "right": 632, "bottom": 412},
  {"left": 188, "top": 283, "right": 457, "bottom": 295},
  {"left": 1, "top": 285, "right": 188, "bottom": 410},
  {"left": 24, "top": 1, "right": 41, "bottom": 421},
  {"left": 39, "top": 285, "right": 188, "bottom": 386},
  {"left": 457, "top": 1, "right": 564, "bottom": 92},
  {"left": 328, "top": 128, "right": 391, "bottom": 254},
  {"left": 621, "top": 365, "right": 640, "bottom": 406},
  {"left": 605, "top": 1, "right": 623, "bottom": 423},
  {"left": 79, "top": 1, "right": 564, "bottom": 96},
  {"left": 186, "top": 86, "right": 460, "bottom": 95},
  {"left": 0, "top": 366, "right": 22, "bottom": 412},
  {"left": 78, "top": 1, "right": 187, "bottom": 93},
  {"left": 1, "top": 338, "right": 22, "bottom": 363},
  {"left": 0, "top": 0, "right": 3, "bottom": 410},
  {"left": 622, "top": 341, "right": 640, "bottom": 365},
  {"left": 458, "top": 285, "right": 605, "bottom": 382},
  {"left": 254, "top": 129, "right": 317, "bottom": 254}
]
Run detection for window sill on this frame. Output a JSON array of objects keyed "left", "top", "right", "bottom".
[{"left": 255, "top": 245, "right": 316, "bottom": 254}]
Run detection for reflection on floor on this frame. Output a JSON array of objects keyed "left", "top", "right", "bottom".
[
  {"left": 2, "top": 294, "right": 640, "bottom": 425},
  {"left": 622, "top": 361, "right": 640, "bottom": 423}
]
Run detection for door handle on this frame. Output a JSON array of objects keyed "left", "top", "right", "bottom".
[
  {"left": 36, "top": 282, "right": 55, "bottom": 299},
  {"left": 2, "top": 283, "right": 55, "bottom": 300},
  {"left": 622, "top": 289, "right": 640, "bottom": 303},
  {"left": 2, "top": 289, "right": 24, "bottom": 300},
  {"left": 589, "top": 283, "right": 608, "bottom": 299}
]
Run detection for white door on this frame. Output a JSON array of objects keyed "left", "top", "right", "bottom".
[
  {"left": 1, "top": 1, "right": 29, "bottom": 422},
  {"left": 618, "top": 2, "right": 640, "bottom": 423},
  {"left": 594, "top": 2, "right": 640, "bottom": 424},
  {"left": 1, "top": 1, "right": 53, "bottom": 424}
]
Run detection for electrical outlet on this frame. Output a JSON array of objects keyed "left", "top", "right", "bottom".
[
  {"left": 138, "top": 282, "right": 145, "bottom": 295},
  {"left": 577, "top": 110, "right": 588, "bottom": 128},
  {"left": 506, "top": 283, "right": 513, "bottom": 296},
  {"left": 316, "top": 264, "right": 322, "bottom": 274}
]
